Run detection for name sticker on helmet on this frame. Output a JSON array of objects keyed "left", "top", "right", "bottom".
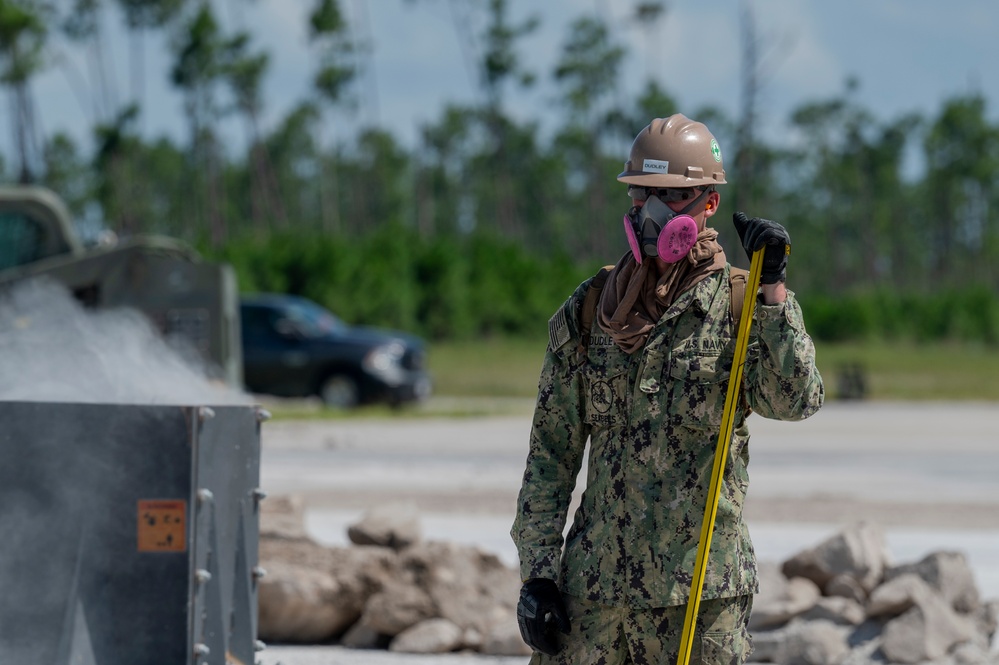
[{"left": 642, "top": 158, "right": 669, "bottom": 173}]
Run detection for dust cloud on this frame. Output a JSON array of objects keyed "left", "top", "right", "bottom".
[{"left": 0, "top": 277, "right": 251, "bottom": 405}]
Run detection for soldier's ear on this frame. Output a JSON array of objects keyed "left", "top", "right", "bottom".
[{"left": 704, "top": 191, "right": 720, "bottom": 217}]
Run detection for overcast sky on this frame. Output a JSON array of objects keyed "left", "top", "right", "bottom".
[{"left": 20, "top": 0, "right": 999, "bottom": 162}]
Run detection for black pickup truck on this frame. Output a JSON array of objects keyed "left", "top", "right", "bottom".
[{"left": 240, "top": 293, "right": 432, "bottom": 409}]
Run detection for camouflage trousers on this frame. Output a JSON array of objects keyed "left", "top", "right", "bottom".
[{"left": 529, "top": 594, "right": 753, "bottom": 665}]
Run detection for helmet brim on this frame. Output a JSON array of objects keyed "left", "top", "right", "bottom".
[{"left": 617, "top": 171, "right": 726, "bottom": 188}]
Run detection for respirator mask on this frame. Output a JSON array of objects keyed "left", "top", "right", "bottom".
[{"left": 623, "top": 186, "right": 712, "bottom": 264}]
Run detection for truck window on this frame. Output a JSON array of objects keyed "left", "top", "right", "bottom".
[
  {"left": 241, "top": 305, "right": 280, "bottom": 343},
  {"left": 0, "top": 212, "right": 46, "bottom": 271}
]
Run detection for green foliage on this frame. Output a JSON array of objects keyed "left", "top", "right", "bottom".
[
  {"left": 481, "top": 0, "right": 538, "bottom": 95},
  {"left": 308, "top": 0, "right": 344, "bottom": 36},
  {"left": 206, "top": 228, "right": 596, "bottom": 342},
  {"left": 308, "top": 0, "right": 355, "bottom": 105},
  {"left": 171, "top": 3, "right": 221, "bottom": 91},
  {"left": 0, "top": 0, "right": 48, "bottom": 84},
  {"left": 115, "top": 0, "right": 187, "bottom": 30},
  {"left": 800, "top": 287, "right": 999, "bottom": 346},
  {"left": 553, "top": 15, "right": 624, "bottom": 122},
  {"left": 210, "top": 224, "right": 997, "bottom": 351},
  {"left": 219, "top": 32, "right": 269, "bottom": 118}
]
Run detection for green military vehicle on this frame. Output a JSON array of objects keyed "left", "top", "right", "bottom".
[{"left": 0, "top": 185, "right": 242, "bottom": 386}]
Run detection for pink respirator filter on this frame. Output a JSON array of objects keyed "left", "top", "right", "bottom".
[
  {"left": 657, "top": 215, "right": 698, "bottom": 263},
  {"left": 624, "top": 214, "right": 699, "bottom": 264},
  {"left": 624, "top": 213, "right": 643, "bottom": 264}
]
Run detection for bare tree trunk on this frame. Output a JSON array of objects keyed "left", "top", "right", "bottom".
[
  {"left": 319, "top": 155, "right": 340, "bottom": 233},
  {"left": 414, "top": 170, "right": 434, "bottom": 237},
  {"left": 208, "top": 151, "right": 226, "bottom": 247},
  {"left": 129, "top": 29, "right": 145, "bottom": 132},
  {"left": 488, "top": 112, "right": 520, "bottom": 241},
  {"left": 589, "top": 164, "right": 609, "bottom": 261},
  {"left": 14, "top": 82, "right": 45, "bottom": 183},
  {"left": 735, "top": 1, "right": 759, "bottom": 214},
  {"left": 12, "top": 88, "right": 30, "bottom": 183},
  {"left": 236, "top": 99, "right": 287, "bottom": 233},
  {"left": 447, "top": 0, "right": 480, "bottom": 94},
  {"left": 933, "top": 190, "right": 954, "bottom": 283},
  {"left": 497, "top": 170, "right": 519, "bottom": 241},
  {"left": 250, "top": 140, "right": 288, "bottom": 230},
  {"left": 209, "top": 123, "right": 229, "bottom": 246},
  {"left": 248, "top": 144, "right": 265, "bottom": 231},
  {"left": 352, "top": 0, "right": 379, "bottom": 125},
  {"left": 315, "top": 124, "right": 339, "bottom": 234},
  {"left": 87, "top": 23, "right": 119, "bottom": 124}
]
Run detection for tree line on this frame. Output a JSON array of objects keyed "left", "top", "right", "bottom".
[{"left": 3, "top": 0, "right": 998, "bottom": 343}]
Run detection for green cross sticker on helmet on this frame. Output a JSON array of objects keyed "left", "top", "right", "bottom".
[{"left": 711, "top": 139, "right": 722, "bottom": 162}]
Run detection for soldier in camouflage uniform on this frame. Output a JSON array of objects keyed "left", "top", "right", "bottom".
[{"left": 511, "top": 114, "right": 824, "bottom": 665}]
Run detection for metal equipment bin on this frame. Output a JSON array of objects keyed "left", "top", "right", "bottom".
[{"left": 0, "top": 401, "right": 266, "bottom": 665}]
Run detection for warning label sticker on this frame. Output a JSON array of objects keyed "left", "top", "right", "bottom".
[{"left": 137, "top": 500, "right": 187, "bottom": 552}]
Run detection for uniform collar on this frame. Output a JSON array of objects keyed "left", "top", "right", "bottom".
[{"left": 661, "top": 267, "right": 726, "bottom": 322}]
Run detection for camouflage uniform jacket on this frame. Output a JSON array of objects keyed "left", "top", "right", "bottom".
[{"left": 511, "top": 263, "right": 824, "bottom": 608}]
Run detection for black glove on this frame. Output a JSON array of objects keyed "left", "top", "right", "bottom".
[
  {"left": 733, "top": 212, "right": 790, "bottom": 284},
  {"left": 516, "top": 578, "right": 570, "bottom": 656}
]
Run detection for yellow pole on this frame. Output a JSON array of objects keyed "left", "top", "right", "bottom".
[{"left": 676, "top": 248, "right": 764, "bottom": 665}]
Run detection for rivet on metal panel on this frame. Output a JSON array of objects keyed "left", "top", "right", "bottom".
[
  {"left": 199, "top": 406, "right": 215, "bottom": 422},
  {"left": 195, "top": 569, "right": 212, "bottom": 584},
  {"left": 252, "top": 488, "right": 267, "bottom": 503},
  {"left": 252, "top": 566, "right": 267, "bottom": 580},
  {"left": 197, "top": 488, "right": 214, "bottom": 504},
  {"left": 193, "top": 643, "right": 210, "bottom": 656},
  {"left": 255, "top": 640, "right": 267, "bottom": 652},
  {"left": 256, "top": 408, "right": 272, "bottom": 423}
]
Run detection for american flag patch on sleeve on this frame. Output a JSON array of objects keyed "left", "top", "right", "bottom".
[{"left": 548, "top": 308, "right": 570, "bottom": 351}]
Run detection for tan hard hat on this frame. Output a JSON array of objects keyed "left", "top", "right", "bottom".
[{"left": 617, "top": 114, "right": 727, "bottom": 188}]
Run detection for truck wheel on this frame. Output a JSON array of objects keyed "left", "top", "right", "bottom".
[{"left": 319, "top": 374, "right": 359, "bottom": 409}]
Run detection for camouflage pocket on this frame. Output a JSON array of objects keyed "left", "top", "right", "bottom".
[
  {"left": 668, "top": 351, "right": 732, "bottom": 431},
  {"left": 700, "top": 624, "right": 752, "bottom": 665}
]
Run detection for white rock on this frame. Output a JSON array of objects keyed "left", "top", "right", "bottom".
[
  {"left": 800, "top": 596, "right": 866, "bottom": 626},
  {"left": 359, "top": 580, "right": 436, "bottom": 635},
  {"left": 974, "top": 599, "right": 999, "bottom": 646},
  {"left": 781, "top": 522, "right": 890, "bottom": 593},
  {"left": 257, "top": 561, "right": 359, "bottom": 642},
  {"left": 952, "top": 641, "right": 995, "bottom": 665},
  {"left": 347, "top": 502, "right": 422, "bottom": 550},
  {"left": 397, "top": 541, "right": 521, "bottom": 636},
  {"left": 886, "top": 551, "right": 980, "bottom": 613},
  {"left": 881, "top": 590, "right": 976, "bottom": 663},
  {"left": 259, "top": 493, "right": 308, "bottom": 540},
  {"left": 867, "top": 573, "right": 930, "bottom": 618},
  {"left": 751, "top": 619, "right": 851, "bottom": 665},
  {"left": 824, "top": 573, "right": 867, "bottom": 604},
  {"left": 751, "top": 563, "right": 822, "bottom": 631},
  {"left": 340, "top": 620, "right": 385, "bottom": 649},
  {"left": 389, "top": 618, "right": 464, "bottom": 654},
  {"left": 478, "top": 609, "right": 532, "bottom": 656}
]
